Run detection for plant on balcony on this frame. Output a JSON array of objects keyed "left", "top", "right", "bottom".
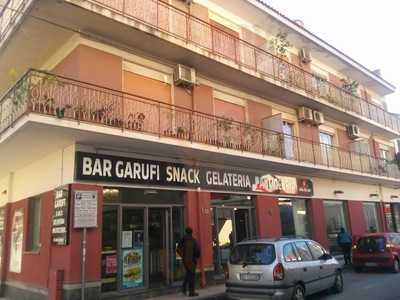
[
  {"left": 270, "top": 32, "right": 291, "bottom": 58},
  {"left": 217, "top": 117, "right": 234, "bottom": 147},
  {"left": 55, "top": 104, "right": 72, "bottom": 119},
  {"left": 176, "top": 126, "right": 187, "bottom": 139},
  {"left": 127, "top": 112, "right": 146, "bottom": 131},
  {"left": 341, "top": 78, "right": 359, "bottom": 96},
  {"left": 243, "top": 123, "right": 258, "bottom": 151}
]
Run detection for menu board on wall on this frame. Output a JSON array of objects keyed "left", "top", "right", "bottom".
[
  {"left": 9, "top": 208, "right": 23, "bottom": 273},
  {"left": 122, "top": 248, "right": 144, "bottom": 289},
  {"left": 52, "top": 186, "right": 70, "bottom": 246}
]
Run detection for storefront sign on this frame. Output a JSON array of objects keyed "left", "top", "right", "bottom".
[
  {"left": 122, "top": 248, "right": 144, "bottom": 289},
  {"left": 75, "top": 152, "right": 313, "bottom": 196},
  {"left": 74, "top": 190, "right": 98, "bottom": 228},
  {"left": 9, "top": 208, "right": 23, "bottom": 273},
  {"left": 52, "top": 186, "right": 70, "bottom": 246}
]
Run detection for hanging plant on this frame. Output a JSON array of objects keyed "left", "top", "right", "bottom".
[{"left": 341, "top": 78, "right": 359, "bottom": 96}]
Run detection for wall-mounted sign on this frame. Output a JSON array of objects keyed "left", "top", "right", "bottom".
[
  {"left": 9, "top": 208, "right": 23, "bottom": 273},
  {"left": 73, "top": 190, "right": 98, "bottom": 228},
  {"left": 75, "top": 152, "right": 313, "bottom": 196},
  {"left": 52, "top": 186, "right": 70, "bottom": 246}
]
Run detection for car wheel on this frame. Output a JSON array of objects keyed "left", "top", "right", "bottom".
[
  {"left": 392, "top": 259, "right": 400, "bottom": 273},
  {"left": 332, "top": 270, "right": 344, "bottom": 294},
  {"left": 292, "top": 284, "right": 305, "bottom": 300}
]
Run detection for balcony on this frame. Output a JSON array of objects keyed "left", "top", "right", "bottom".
[
  {"left": 0, "top": 0, "right": 399, "bottom": 139},
  {"left": 1, "top": 70, "right": 399, "bottom": 183},
  {"left": 60, "top": 0, "right": 399, "bottom": 136}
]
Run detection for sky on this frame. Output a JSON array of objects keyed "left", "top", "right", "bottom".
[{"left": 264, "top": 0, "right": 400, "bottom": 113}]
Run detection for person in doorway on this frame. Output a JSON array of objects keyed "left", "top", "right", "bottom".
[
  {"left": 177, "top": 227, "right": 201, "bottom": 297},
  {"left": 337, "top": 227, "right": 352, "bottom": 265}
]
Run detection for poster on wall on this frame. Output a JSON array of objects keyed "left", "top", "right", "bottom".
[
  {"left": 9, "top": 208, "right": 24, "bottom": 273},
  {"left": 122, "top": 248, "right": 144, "bottom": 289}
]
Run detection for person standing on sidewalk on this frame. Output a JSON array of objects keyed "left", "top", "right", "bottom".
[
  {"left": 337, "top": 227, "right": 352, "bottom": 265},
  {"left": 177, "top": 227, "right": 201, "bottom": 297}
]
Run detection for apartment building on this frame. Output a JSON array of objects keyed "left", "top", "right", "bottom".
[{"left": 0, "top": 0, "right": 399, "bottom": 299}]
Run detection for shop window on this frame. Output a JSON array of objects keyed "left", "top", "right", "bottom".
[
  {"left": 279, "top": 198, "right": 310, "bottom": 238},
  {"left": 26, "top": 196, "right": 42, "bottom": 252},
  {"left": 323, "top": 200, "right": 348, "bottom": 252},
  {"left": 363, "top": 202, "right": 381, "bottom": 233},
  {"left": 393, "top": 204, "right": 400, "bottom": 232},
  {"left": 384, "top": 204, "right": 395, "bottom": 232}
]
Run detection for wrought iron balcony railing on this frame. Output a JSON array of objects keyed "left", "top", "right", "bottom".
[
  {"left": 78, "top": 0, "right": 400, "bottom": 134},
  {"left": 1, "top": 69, "right": 399, "bottom": 180}
]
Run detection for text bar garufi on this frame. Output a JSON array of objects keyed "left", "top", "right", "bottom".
[{"left": 75, "top": 152, "right": 313, "bottom": 196}]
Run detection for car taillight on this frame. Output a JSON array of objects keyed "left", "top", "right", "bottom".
[{"left": 273, "top": 263, "right": 285, "bottom": 281}]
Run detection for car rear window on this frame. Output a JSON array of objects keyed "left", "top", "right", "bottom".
[
  {"left": 230, "top": 244, "right": 276, "bottom": 265},
  {"left": 357, "top": 236, "right": 386, "bottom": 252}
]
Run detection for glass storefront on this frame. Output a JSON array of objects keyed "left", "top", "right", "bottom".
[
  {"left": 278, "top": 198, "right": 310, "bottom": 238},
  {"left": 210, "top": 194, "right": 256, "bottom": 276},
  {"left": 323, "top": 200, "right": 348, "bottom": 252},
  {"left": 101, "top": 188, "right": 185, "bottom": 293},
  {"left": 363, "top": 202, "right": 381, "bottom": 233},
  {"left": 384, "top": 203, "right": 400, "bottom": 232}
]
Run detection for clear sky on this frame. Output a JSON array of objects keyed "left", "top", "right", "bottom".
[{"left": 264, "top": 0, "right": 399, "bottom": 113}]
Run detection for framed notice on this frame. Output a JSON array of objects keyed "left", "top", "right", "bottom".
[
  {"left": 73, "top": 190, "right": 98, "bottom": 228},
  {"left": 122, "top": 248, "right": 144, "bottom": 289},
  {"left": 52, "top": 186, "right": 70, "bottom": 245},
  {"left": 9, "top": 208, "right": 23, "bottom": 273}
]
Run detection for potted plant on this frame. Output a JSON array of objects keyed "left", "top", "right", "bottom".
[
  {"left": 55, "top": 104, "right": 72, "bottom": 119},
  {"left": 176, "top": 126, "right": 186, "bottom": 139},
  {"left": 341, "top": 78, "right": 359, "bottom": 96}
]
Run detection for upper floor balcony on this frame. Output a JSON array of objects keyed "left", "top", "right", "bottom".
[
  {"left": 1, "top": 70, "right": 399, "bottom": 186},
  {"left": 0, "top": 0, "right": 399, "bottom": 140}
]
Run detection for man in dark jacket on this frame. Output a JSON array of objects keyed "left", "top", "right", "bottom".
[
  {"left": 177, "top": 227, "right": 201, "bottom": 297},
  {"left": 337, "top": 227, "right": 352, "bottom": 265}
]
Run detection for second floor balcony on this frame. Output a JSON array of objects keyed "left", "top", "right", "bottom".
[{"left": 1, "top": 70, "right": 399, "bottom": 184}]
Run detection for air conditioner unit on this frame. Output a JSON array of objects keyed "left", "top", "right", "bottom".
[
  {"left": 298, "top": 107, "right": 313, "bottom": 123},
  {"left": 174, "top": 64, "right": 196, "bottom": 87},
  {"left": 312, "top": 110, "right": 324, "bottom": 125},
  {"left": 299, "top": 48, "right": 312, "bottom": 64},
  {"left": 347, "top": 124, "right": 360, "bottom": 139}
]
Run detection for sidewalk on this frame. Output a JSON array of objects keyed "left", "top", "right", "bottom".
[{"left": 147, "top": 285, "right": 226, "bottom": 300}]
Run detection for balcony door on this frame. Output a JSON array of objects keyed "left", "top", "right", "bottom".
[
  {"left": 282, "top": 121, "right": 295, "bottom": 159},
  {"left": 320, "top": 132, "right": 333, "bottom": 166}
]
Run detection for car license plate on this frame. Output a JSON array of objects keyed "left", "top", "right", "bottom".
[
  {"left": 240, "top": 273, "right": 260, "bottom": 281},
  {"left": 365, "top": 262, "right": 378, "bottom": 267}
]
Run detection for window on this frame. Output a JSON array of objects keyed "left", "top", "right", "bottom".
[
  {"left": 283, "top": 243, "right": 298, "bottom": 262},
  {"left": 230, "top": 244, "right": 276, "bottom": 265},
  {"left": 279, "top": 198, "right": 310, "bottom": 238},
  {"left": 282, "top": 122, "right": 295, "bottom": 159},
  {"left": 26, "top": 197, "right": 42, "bottom": 252},
  {"left": 363, "top": 202, "right": 381, "bottom": 233},
  {"left": 384, "top": 204, "right": 395, "bottom": 232},
  {"left": 323, "top": 200, "right": 348, "bottom": 252},
  {"left": 294, "top": 241, "right": 313, "bottom": 261},
  {"left": 307, "top": 241, "right": 325, "bottom": 260},
  {"left": 379, "top": 148, "right": 389, "bottom": 160},
  {"left": 320, "top": 132, "right": 334, "bottom": 166}
]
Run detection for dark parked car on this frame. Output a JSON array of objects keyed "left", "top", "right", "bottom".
[{"left": 352, "top": 233, "right": 400, "bottom": 273}]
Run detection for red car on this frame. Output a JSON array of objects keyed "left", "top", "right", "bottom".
[{"left": 352, "top": 233, "right": 400, "bottom": 273}]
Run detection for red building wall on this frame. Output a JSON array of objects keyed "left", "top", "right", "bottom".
[
  {"left": 255, "top": 195, "right": 282, "bottom": 238},
  {"left": 309, "top": 199, "right": 329, "bottom": 249},
  {"left": 347, "top": 201, "right": 366, "bottom": 239}
]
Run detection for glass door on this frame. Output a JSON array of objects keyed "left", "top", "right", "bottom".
[
  {"left": 148, "top": 208, "right": 169, "bottom": 288},
  {"left": 121, "top": 208, "right": 146, "bottom": 290},
  {"left": 212, "top": 207, "right": 254, "bottom": 275}
]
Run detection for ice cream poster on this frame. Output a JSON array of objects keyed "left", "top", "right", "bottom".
[{"left": 122, "top": 248, "right": 144, "bottom": 289}]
